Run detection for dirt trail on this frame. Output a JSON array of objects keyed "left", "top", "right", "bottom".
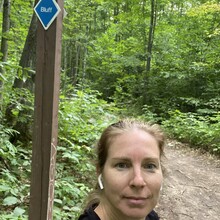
[{"left": 156, "top": 140, "right": 220, "bottom": 220}]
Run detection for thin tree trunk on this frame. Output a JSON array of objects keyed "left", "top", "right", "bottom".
[
  {"left": 74, "top": 42, "right": 80, "bottom": 85},
  {"left": 114, "top": 3, "right": 120, "bottom": 42},
  {"left": 0, "top": 0, "right": 9, "bottom": 62},
  {"left": 0, "top": 0, "right": 4, "bottom": 12},
  {"left": 81, "top": 23, "right": 90, "bottom": 87},
  {"left": 142, "top": 0, "right": 147, "bottom": 55},
  {"left": 143, "top": 0, "right": 157, "bottom": 104},
  {"left": 0, "top": 0, "right": 10, "bottom": 107},
  {"left": 146, "top": 0, "right": 157, "bottom": 72}
]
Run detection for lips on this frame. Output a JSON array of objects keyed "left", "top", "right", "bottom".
[{"left": 123, "top": 196, "right": 147, "bottom": 206}]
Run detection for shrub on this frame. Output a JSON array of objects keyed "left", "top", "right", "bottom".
[{"left": 162, "top": 110, "right": 220, "bottom": 154}]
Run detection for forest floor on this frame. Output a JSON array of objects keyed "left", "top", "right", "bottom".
[{"left": 156, "top": 140, "right": 220, "bottom": 220}]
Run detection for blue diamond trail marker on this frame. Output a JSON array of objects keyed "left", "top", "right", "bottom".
[{"left": 34, "top": 0, "right": 61, "bottom": 30}]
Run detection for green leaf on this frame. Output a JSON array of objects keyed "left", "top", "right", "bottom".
[
  {"left": 0, "top": 184, "right": 11, "bottom": 192},
  {"left": 13, "top": 207, "right": 25, "bottom": 216},
  {"left": 3, "top": 196, "right": 19, "bottom": 206},
  {"left": 54, "top": 199, "right": 63, "bottom": 205}
]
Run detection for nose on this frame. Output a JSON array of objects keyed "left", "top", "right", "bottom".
[{"left": 129, "top": 168, "right": 146, "bottom": 188}]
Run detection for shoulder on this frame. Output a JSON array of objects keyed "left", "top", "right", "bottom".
[
  {"left": 77, "top": 207, "right": 100, "bottom": 220},
  {"left": 146, "top": 210, "right": 160, "bottom": 220}
]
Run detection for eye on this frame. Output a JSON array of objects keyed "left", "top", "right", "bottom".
[
  {"left": 143, "top": 163, "right": 157, "bottom": 171},
  {"left": 115, "top": 162, "right": 130, "bottom": 170}
]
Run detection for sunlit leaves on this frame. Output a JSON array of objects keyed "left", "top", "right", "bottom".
[
  {"left": 162, "top": 110, "right": 220, "bottom": 153},
  {"left": 3, "top": 196, "right": 19, "bottom": 206}
]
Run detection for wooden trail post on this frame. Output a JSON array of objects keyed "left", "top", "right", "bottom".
[{"left": 29, "top": 0, "right": 63, "bottom": 219}]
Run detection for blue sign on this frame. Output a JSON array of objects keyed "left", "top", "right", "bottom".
[{"left": 34, "top": 0, "right": 61, "bottom": 30}]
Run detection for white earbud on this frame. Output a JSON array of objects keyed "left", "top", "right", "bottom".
[{"left": 98, "top": 174, "right": 104, "bottom": 190}]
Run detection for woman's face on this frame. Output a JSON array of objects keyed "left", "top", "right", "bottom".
[{"left": 101, "top": 129, "right": 163, "bottom": 220}]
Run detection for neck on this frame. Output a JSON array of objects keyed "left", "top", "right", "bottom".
[{"left": 94, "top": 202, "right": 145, "bottom": 220}]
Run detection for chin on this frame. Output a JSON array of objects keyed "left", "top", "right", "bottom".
[{"left": 121, "top": 207, "right": 151, "bottom": 219}]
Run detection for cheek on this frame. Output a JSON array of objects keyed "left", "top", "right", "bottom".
[
  {"left": 151, "top": 174, "right": 163, "bottom": 194},
  {"left": 103, "top": 172, "right": 125, "bottom": 192},
  {"left": 102, "top": 167, "right": 129, "bottom": 197}
]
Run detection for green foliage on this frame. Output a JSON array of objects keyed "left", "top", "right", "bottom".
[
  {"left": 62, "top": 0, "right": 220, "bottom": 120},
  {"left": 9, "top": 1, "right": 33, "bottom": 57},
  {"left": 0, "top": 86, "right": 119, "bottom": 219},
  {"left": 59, "top": 87, "right": 118, "bottom": 144},
  {"left": 112, "top": 74, "right": 144, "bottom": 110},
  {"left": 54, "top": 87, "right": 118, "bottom": 218},
  {"left": 162, "top": 110, "right": 220, "bottom": 153},
  {"left": 0, "top": 122, "right": 30, "bottom": 219}
]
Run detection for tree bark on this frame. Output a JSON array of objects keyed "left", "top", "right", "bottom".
[
  {"left": 146, "top": 0, "right": 157, "bottom": 72},
  {"left": 5, "top": 6, "right": 38, "bottom": 144},
  {"left": 12, "top": 12, "right": 38, "bottom": 91},
  {"left": 0, "top": 0, "right": 10, "bottom": 62},
  {"left": 0, "top": 0, "right": 10, "bottom": 106},
  {"left": 143, "top": 0, "right": 157, "bottom": 104},
  {"left": 0, "top": 0, "right": 4, "bottom": 12}
]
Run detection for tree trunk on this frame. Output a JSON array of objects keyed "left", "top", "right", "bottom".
[
  {"left": 143, "top": 0, "right": 157, "bottom": 104},
  {"left": 5, "top": 8, "right": 38, "bottom": 144},
  {"left": 114, "top": 3, "right": 120, "bottom": 42},
  {"left": 12, "top": 12, "right": 38, "bottom": 91},
  {"left": 0, "top": 0, "right": 10, "bottom": 107},
  {"left": 74, "top": 42, "right": 80, "bottom": 85},
  {"left": 0, "top": 0, "right": 4, "bottom": 11},
  {"left": 146, "top": 0, "right": 157, "bottom": 72},
  {"left": 0, "top": 0, "right": 10, "bottom": 63}
]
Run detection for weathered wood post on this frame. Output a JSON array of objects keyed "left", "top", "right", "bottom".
[{"left": 29, "top": 0, "right": 63, "bottom": 219}]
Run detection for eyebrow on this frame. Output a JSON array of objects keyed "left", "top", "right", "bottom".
[{"left": 111, "top": 157, "right": 159, "bottom": 161}]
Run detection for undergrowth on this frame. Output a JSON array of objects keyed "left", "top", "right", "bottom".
[
  {"left": 0, "top": 87, "right": 118, "bottom": 219},
  {"left": 162, "top": 110, "right": 220, "bottom": 154}
]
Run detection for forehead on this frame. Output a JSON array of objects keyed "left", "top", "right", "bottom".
[{"left": 108, "top": 129, "right": 160, "bottom": 159}]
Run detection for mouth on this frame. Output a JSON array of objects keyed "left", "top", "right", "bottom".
[{"left": 123, "top": 196, "right": 147, "bottom": 206}]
